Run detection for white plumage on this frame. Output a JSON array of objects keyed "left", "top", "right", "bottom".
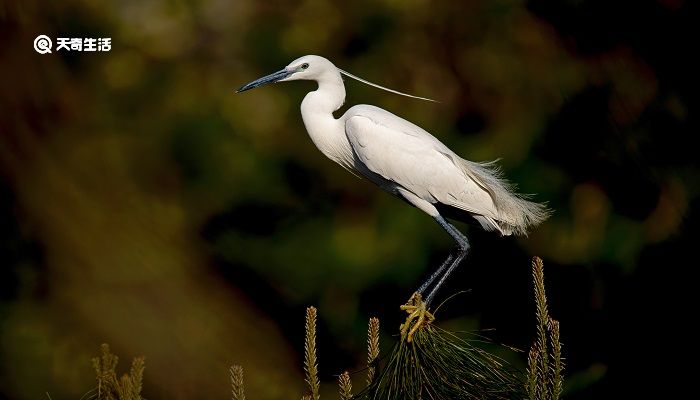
[{"left": 237, "top": 54, "right": 550, "bottom": 306}]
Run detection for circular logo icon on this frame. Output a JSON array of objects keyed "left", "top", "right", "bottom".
[{"left": 34, "top": 35, "right": 52, "bottom": 54}]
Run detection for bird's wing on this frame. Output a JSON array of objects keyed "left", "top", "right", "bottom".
[
  {"left": 344, "top": 105, "right": 452, "bottom": 152},
  {"left": 343, "top": 106, "right": 500, "bottom": 220}
]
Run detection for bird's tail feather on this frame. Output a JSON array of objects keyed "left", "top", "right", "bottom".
[{"left": 457, "top": 158, "right": 551, "bottom": 236}]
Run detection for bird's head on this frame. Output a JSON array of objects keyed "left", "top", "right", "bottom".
[
  {"left": 237, "top": 55, "right": 437, "bottom": 102},
  {"left": 236, "top": 55, "right": 336, "bottom": 93}
]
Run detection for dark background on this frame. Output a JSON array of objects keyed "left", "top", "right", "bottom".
[{"left": 0, "top": 0, "right": 694, "bottom": 398}]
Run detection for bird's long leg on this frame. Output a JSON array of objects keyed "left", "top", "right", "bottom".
[
  {"left": 400, "top": 215, "right": 470, "bottom": 341},
  {"left": 416, "top": 253, "right": 454, "bottom": 295},
  {"left": 424, "top": 215, "right": 470, "bottom": 306}
]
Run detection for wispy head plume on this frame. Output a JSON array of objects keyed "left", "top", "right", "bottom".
[{"left": 338, "top": 68, "right": 439, "bottom": 103}]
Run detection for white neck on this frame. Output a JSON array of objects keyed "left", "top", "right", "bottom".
[
  {"left": 300, "top": 71, "right": 352, "bottom": 167},
  {"left": 301, "top": 70, "right": 346, "bottom": 116}
]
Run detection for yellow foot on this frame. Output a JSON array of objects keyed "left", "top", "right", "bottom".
[{"left": 399, "top": 292, "right": 435, "bottom": 342}]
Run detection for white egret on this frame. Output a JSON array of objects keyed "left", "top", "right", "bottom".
[{"left": 237, "top": 55, "right": 550, "bottom": 340}]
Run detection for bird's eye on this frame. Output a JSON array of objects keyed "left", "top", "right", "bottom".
[{"left": 301, "top": 63, "right": 309, "bottom": 70}]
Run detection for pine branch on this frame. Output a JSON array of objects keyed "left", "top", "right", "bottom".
[
  {"left": 91, "top": 344, "right": 145, "bottom": 400},
  {"left": 532, "top": 257, "right": 550, "bottom": 400},
  {"left": 338, "top": 371, "right": 353, "bottom": 400},
  {"left": 230, "top": 365, "right": 245, "bottom": 400},
  {"left": 526, "top": 257, "right": 565, "bottom": 400},
  {"left": 128, "top": 357, "right": 145, "bottom": 398},
  {"left": 115, "top": 374, "right": 132, "bottom": 400},
  {"left": 356, "top": 323, "right": 524, "bottom": 399},
  {"left": 548, "top": 318, "right": 564, "bottom": 400},
  {"left": 304, "top": 306, "right": 320, "bottom": 400},
  {"left": 92, "top": 344, "right": 118, "bottom": 400},
  {"left": 366, "top": 317, "right": 380, "bottom": 386},
  {"left": 527, "top": 347, "right": 539, "bottom": 400}
]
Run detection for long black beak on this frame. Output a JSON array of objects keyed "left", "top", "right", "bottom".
[{"left": 236, "top": 69, "right": 293, "bottom": 93}]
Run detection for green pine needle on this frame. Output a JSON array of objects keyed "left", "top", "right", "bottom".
[{"left": 356, "top": 324, "right": 524, "bottom": 400}]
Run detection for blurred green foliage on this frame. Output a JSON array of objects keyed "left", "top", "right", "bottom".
[{"left": 0, "top": 0, "right": 694, "bottom": 399}]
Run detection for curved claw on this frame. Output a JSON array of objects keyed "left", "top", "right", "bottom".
[{"left": 399, "top": 292, "right": 435, "bottom": 342}]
